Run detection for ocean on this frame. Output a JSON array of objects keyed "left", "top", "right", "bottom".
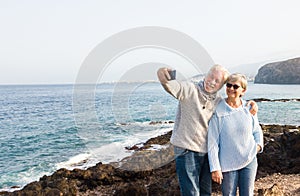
[{"left": 0, "top": 82, "right": 299, "bottom": 191}]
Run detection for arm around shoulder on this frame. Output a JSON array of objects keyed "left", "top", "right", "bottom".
[
  {"left": 252, "top": 115, "right": 264, "bottom": 153},
  {"left": 247, "top": 100, "right": 258, "bottom": 115}
]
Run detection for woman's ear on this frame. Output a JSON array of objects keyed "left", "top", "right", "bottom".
[{"left": 240, "top": 88, "right": 246, "bottom": 97}]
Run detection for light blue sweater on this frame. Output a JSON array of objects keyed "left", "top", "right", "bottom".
[{"left": 207, "top": 99, "right": 263, "bottom": 172}]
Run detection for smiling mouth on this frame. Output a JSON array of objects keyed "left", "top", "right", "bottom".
[
  {"left": 206, "top": 82, "right": 215, "bottom": 89},
  {"left": 228, "top": 91, "right": 236, "bottom": 94}
]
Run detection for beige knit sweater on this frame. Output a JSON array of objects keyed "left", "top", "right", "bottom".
[{"left": 163, "top": 80, "right": 222, "bottom": 153}]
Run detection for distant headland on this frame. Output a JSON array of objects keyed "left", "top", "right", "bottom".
[{"left": 254, "top": 57, "right": 300, "bottom": 84}]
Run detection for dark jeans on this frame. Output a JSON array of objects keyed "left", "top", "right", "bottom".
[
  {"left": 174, "top": 146, "right": 212, "bottom": 196},
  {"left": 222, "top": 157, "right": 258, "bottom": 196}
]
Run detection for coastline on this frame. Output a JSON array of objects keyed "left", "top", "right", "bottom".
[{"left": 1, "top": 123, "right": 299, "bottom": 196}]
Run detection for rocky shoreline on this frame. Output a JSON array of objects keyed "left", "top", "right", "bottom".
[
  {"left": 1, "top": 124, "right": 299, "bottom": 196},
  {"left": 250, "top": 98, "right": 300, "bottom": 102}
]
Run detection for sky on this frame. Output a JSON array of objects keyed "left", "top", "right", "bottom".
[{"left": 1, "top": 0, "right": 300, "bottom": 84}]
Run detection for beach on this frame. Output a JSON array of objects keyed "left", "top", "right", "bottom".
[{"left": 2, "top": 123, "right": 299, "bottom": 196}]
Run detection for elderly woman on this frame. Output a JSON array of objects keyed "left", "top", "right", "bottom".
[{"left": 207, "top": 73, "right": 263, "bottom": 196}]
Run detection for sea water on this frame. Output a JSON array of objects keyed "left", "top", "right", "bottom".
[{"left": 0, "top": 82, "right": 299, "bottom": 191}]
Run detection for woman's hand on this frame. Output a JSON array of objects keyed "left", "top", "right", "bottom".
[
  {"left": 247, "top": 100, "right": 258, "bottom": 115},
  {"left": 212, "top": 170, "right": 223, "bottom": 184},
  {"left": 257, "top": 144, "right": 262, "bottom": 153}
]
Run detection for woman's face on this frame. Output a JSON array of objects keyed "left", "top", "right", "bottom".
[
  {"left": 226, "top": 80, "right": 246, "bottom": 99},
  {"left": 204, "top": 70, "right": 224, "bottom": 94}
]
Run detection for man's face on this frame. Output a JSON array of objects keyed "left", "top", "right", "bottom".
[{"left": 204, "top": 70, "right": 224, "bottom": 94}]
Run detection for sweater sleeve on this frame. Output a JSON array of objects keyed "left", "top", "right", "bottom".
[
  {"left": 207, "top": 114, "right": 222, "bottom": 172},
  {"left": 163, "top": 80, "right": 196, "bottom": 100},
  {"left": 252, "top": 114, "right": 264, "bottom": 153}
]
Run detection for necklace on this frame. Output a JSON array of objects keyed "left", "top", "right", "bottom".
[{"left": 197, "top": 81, "right": 217, "bottom": 110}]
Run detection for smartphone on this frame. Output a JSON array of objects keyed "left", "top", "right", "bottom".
[{"left": 168, "top": 70, "right": 176, "bottom": 80}]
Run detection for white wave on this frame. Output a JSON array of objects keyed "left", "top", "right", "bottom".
[
  {"left": 86, "top": 127, "right": 171, "bottom": 164},
  {"left": 0, "top": 186, "right": 22, "bottom": 193},
  {"left": 0, "top": 167, "right": 51, "bottom": 192},
  {"left": 131, "top": 127, "right": 172, "bottom": 139},
  {"left": 116, "top": 120, "right": 174, "bottom": 127},
  {"left": 89, "top": 142, "right": 133, "bottom": 163},
  {"left": 56, "top": 153, "right": 92, "bottom": 170},
  {"left": 148, "top": 144, "right": 170, "bottom": 151},
  {"left": 59, "top": 126, "right": 172, "bottom": 170}
]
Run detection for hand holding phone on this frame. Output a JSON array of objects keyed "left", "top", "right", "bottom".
[{"left": 168, "top": 70, "right": 176, "bottom": 80}]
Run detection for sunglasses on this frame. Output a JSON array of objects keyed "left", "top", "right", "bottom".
[{"left": 226, "top": 83, "right": 240, "bottom": 90}]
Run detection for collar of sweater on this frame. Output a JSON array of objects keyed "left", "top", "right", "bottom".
[
  {"left": 198, "top": 80, "right": 218, "bottom": 100},
  {"left": 215, "top": 99, "right": 250, "bottom": 117}
]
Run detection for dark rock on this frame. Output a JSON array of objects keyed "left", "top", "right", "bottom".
[
  {"left": 149, "top": 121, "right": 174, "bottom": 125},
  {"left": 254, "top": 57, "right": 300, "bottom": 84},
  {"left": 249, "top": 98, "right": 300, "bottom": 102},
  {"left": 22, "top": 181, "right": 42, "bottom": 192},
  {"left": 144, "top": 131, "right": 172, "bottom": 146},
  {"left": 113, "top": 182, "right": 147, "bottom": 196},
  {"left": 251, "top": 98, "right": 271, "bottom": 102},
  {"left": 257, "top": 125, "right": 300, "bottom": 178},
  {"left": 44, "top": 188, "right": 63, "bottom": 196},
  {"left": 125, "top": 145, "right": 139, "bottom": 150}
]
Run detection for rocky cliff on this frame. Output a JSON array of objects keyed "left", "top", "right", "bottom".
[{"left": 254, "top": 57, "right": 300, "bottom": 84}]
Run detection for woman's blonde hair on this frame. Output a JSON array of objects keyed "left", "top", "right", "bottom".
[{"left": 227, "top": 73, "right": 248, "bottom": 90}]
